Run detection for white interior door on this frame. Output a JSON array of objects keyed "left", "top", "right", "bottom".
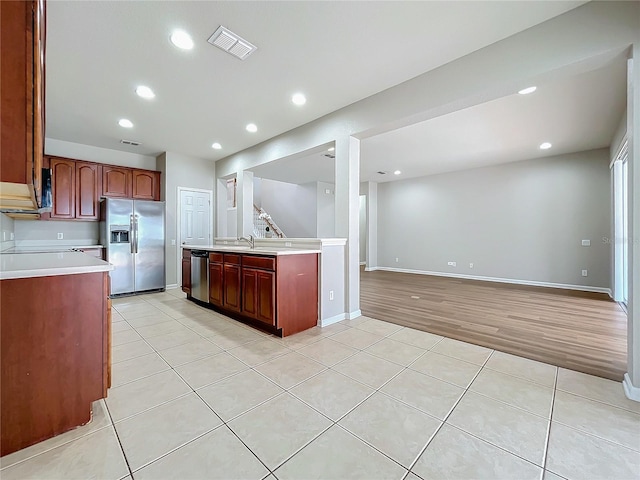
[{"left": 180, "top": 189, "right": 211, "bottom": 246}]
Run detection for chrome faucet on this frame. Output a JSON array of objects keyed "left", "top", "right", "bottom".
[{"left": 238, "top": 235, "right": 255, "bottom": 249}]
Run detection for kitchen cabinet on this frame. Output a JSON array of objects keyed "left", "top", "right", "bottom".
[
  {"left": 50, "top": 157, "right": 101, "bottom": 221},
  {"left": 242, "top": 255, "right": 275, "bottom": 326},
  {"left": 50, "top": 158, "right": 75, "bottom": 219},
  {"left": 182, "top": 248, "right": 318, "bottom": 336},
  {"left": 223, "top": 254, "right": 242, "bottom": 313},
  {"left": 132, "top": 169, "right": 160, "bottom": 200},
  {"left": 182, "top": 249, "right": 191, "bottom": 294},
  {"left": 102, "top": 166, "right": 131, "bottom": 198},
  {"left": 1, "top": 271, "right": 110, "bottom": 456},
  {"left": 75, "top": 162, "right": 101, "bottom": 220},
  {"left": 209, "top": 253, "right": 224, "bottom": 307},
  {"left": 103, "top": 166, "right": 160, "bottom": 201},
  {"left": 0, "top": 0, "right": 46, "bottom": 211}
]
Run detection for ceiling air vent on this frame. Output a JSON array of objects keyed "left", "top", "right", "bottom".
[
  {"left": 120, "top": 139, "right": 141, "bottom": 146},
  {"left": 208, "top": 26, "right": 257, "bottom": 60},
  {"left": 323, "top": 153, "right": 335, "bottom": 159}
]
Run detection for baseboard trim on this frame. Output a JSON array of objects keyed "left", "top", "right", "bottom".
[
  {"left": 623, "top": 373, "right": 640, "bottom": 402},
  {"left": 372, "top": 267, "right": 612, "bottom": 295},
  {"left": 364, "top": 266, "right": 379, "bottom": 272},
  {"left": 320, "top": 313, "right": 346, "bottom": 327},
  {"left": 348, "top": 309, "right": 362, "bottom": 319},
  {"left": 165, "top": 284, "right": 179, "bottom": 290},
  {"left": 359, "top": 262, "right": 366, "bottom": 266}
]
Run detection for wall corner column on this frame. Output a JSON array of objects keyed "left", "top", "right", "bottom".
[
  {"left": 236, "top": 170, "right": 254, "bottom": 238},
  {"left": 335, "top": 136, "right": 361, "bottom": 318}
]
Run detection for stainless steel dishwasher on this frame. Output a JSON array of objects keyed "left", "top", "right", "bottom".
[{"left": 190, "top": 250, "right": 209, "bottom": 302}]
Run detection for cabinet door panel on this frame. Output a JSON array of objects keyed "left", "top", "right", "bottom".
[
  {"left": 75, "top": 162, "right": 100, "bottom": 220},
  {"left": 223, "top": 264, "right": 241, "bottom": 312},
  {"left": 181, "top": 258, "right": 191, "bottom": 294},
  {"left": 132, "top": 170, "right": 159, "bottom": 200},
  {"left": 242, "top": 268, "right": 257, "bottom": 319},
  {"left": 50, "top": 158, "right": 75, "bottom": 219},
  {"left": 256, "top": 270, "right": 275, "bottom": 326},
  {"left": 209, "top": 262, "right": 224, "bottom": 307},
  {"left": 102, "top": 166, "right": 131, "bottom": 198}
]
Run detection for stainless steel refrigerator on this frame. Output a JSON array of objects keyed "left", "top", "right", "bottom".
[{"left": 100, "top": 198, "right": 165, "bottom": 296}]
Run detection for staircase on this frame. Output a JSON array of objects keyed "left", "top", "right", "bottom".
[{"left": 253, "top": 205, "right": 286, "bottom": 238}]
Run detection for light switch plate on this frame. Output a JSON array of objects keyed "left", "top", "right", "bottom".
[{"left": 581, "top": 239, "right": 590, "bottom": 246}]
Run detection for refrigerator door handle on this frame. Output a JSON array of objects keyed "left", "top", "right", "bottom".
[
  {"left": 134, "top": 215, "right": 139, "bottom": 254},
  {"left": 130, "top": 214, "right": 135, "bottom": 254}
]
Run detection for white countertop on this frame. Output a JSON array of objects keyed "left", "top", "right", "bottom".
[
  {"left": 182, "top": 245, "right": 321, "bottom": 256},
  {"left": 0, "top": 251, "right": 114, "bottom": 280},
  {"left": 3, "top": 245, "right": 105, "bottom": 253}
]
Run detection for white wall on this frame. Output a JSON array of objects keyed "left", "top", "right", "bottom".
[
  {"left": 376, "top": 149, "right": 611, "bottom": 290},
  {"left": 0, "top": 213, "right": 15, "bottom": 251},
  {"left": 14, "top": 220, "right": 98, "bottom": 246},
  {"left": 259, "top": 179, "right": 317, "bottom": 238},
  {"left": 316, "top": 182, "right": 336, "bottom": 238},
  {"left": 157, "top": 152, "right": 215, "bottom": 286},
  {"left": 45, "top": 138, "right": 156, "bottom": 170}
]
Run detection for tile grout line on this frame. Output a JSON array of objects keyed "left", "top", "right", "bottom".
[
  {"left": 542, "top": 367, "right": 559, "bottom": 474},
  {"left": 102, "top": 396, "right": 135, "bottom": 478}
]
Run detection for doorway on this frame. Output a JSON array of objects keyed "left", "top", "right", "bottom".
[{"left": 177, "top": 187, "right": 213, "bottom": 288}]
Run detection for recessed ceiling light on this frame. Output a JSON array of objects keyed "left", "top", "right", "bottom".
[
  {"left": 246, "top": 123, "right": 257, "bottom": 133},
  {"left": 394, "top": 170, "right": 402, "bottom": 175},
  {"left": 518, "top": 86, "right": 537, "bottom": 95},
  {"left": 291, "top": 93, "right": 306, "bottom": 106},
  {"left": 135, "top": 85, "right": 155, "bottom": 99},
  {"left": 170, "top": 30, "right": 194, "bottom": 50},
  {"left": 328, "top": 147, "right": 335, "bottom": 152},
  {"left": 211, "top": 142, "right": 222, "bottom": 150},
  {"left": 539, "top": 142, "right": 552, "bottom": 150},
  {"left": 118, "top": 119, "right": 133, "bottom": 128}
]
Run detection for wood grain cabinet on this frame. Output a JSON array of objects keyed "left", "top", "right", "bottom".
[
  {"left": 102, "top": 166, "right": 131, "bottom": 198},
  {"left": 132, "top": 169, "right": 160, "bottom": 200},
  {"left": 75, "top": 162, "right": 100, "bottom": 220},
  {"left": 50, "top": 158, "right": 75, "bottom": 219},
  {"left": 223, "top": 255, "right": 242, "bottom": 313},
  {"left": 50, "top": 158, "right": 101, "bottom": 221},
  {"left": 0, "top": 0, "right": 46, "bottom": 209},
  {"left": 242, "top": 255, "right": 275, "bottom": 326},
  {"left": 209, "top": 253, "right": 224, "bottom": 307},
  {"left": 181, "top": 249, "right": 191, "bottom": 294}
]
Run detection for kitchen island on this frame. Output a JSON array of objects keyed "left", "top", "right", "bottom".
[
  {"left": 182, "top": 244, "right": 320, "bottom": 337},
  {"left": 0, "top": 251, "right": 113, "bottom": 456}
]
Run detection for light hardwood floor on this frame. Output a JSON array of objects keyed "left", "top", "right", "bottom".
[{"left": 360, "top": 269, "right": 627, "bottom": 381}]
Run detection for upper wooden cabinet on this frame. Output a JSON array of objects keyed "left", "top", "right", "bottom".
[
  {"left": 50, "top": 158, "right": 75, "bottom": 219},
  {"left": 50, "top": 158, "right": 101, "bottom": 221},
  {"left": 75, "top": 162, "right": 100, "bottom": 220},
  {"left": 102, "top": 166, "right": 160, "bottom": 201},
  {"left": 132, "top": 169, "right": 160, "bottom": 200},
  {"left": 102, "top": 166, "right": 131, "bottom": 198},
  {"left": 0, "top": 0, "right": 46, "bottom": 210}
]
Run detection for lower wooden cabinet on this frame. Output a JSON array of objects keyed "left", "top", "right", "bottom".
[
  {"left": 182, "top": 249, "right": 318, "bottom": 337},
  {"left": 181, "top": 249, "right": 191, "bottom": 294},
  {"left": 209, "top": 257, "right": 224, "bottom": 307},
  {"left": 223, "top": 263, "right": 241, "bottom": 312}
]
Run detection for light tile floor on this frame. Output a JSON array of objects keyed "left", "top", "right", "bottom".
[{"left": 2, "top": 288, "right": 640, "bottom": 480}]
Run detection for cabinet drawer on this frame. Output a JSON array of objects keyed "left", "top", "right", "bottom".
[
  {"left": 209, "top": 252, "right": 223, "bottom": 263},
  {"left": 224, "top": 254, "right": 241, "bottom": 265},
  {"left": 182, "top": 249, "right": 191, "bottom": 259},
  {"left": 243, "top": 255, "right": 275, "bottom": 271}
]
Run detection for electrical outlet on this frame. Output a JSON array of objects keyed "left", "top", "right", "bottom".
[
  {"left": 329, "top": 290, "right": 334, "bottom": 300},
  {"left": 223, "top": 240, "right": 228, "bottom": 244},
  {"left": 57, "top": 233, "right": 63, "bottom": 240},
  {"left": 582, "top": 269, "right": 588, "bottom": 277},
  {"left": 285, "top": 242, "right": 292, "bottom": 247},
  {"left": 171, "top": 239, "right": 176, "bottom": 246},
  {"left": 2, "top": 232, "right": 5, "bottom": 241},
  {"left": 469, "top": 263, "right": 474, "bottom": 268},
  {"left": 581, "top": 239, "right": 591, "bottom": 247},
  {"left": 10, "top": 232, "right": 14, "bottom": 240},
  {"left": 447, "top": 261, "right": 456, "bottom": 267},
  {"left": 395, "top": 257, "right": 399, "bottom": 263}
]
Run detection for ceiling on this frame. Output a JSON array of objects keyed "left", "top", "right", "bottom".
[
  {"left": 45, "top": 1, "right": 586, "bottom": 162},
  {"left": 250, "top": 55, "right": 627, "bottom": 185}
]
